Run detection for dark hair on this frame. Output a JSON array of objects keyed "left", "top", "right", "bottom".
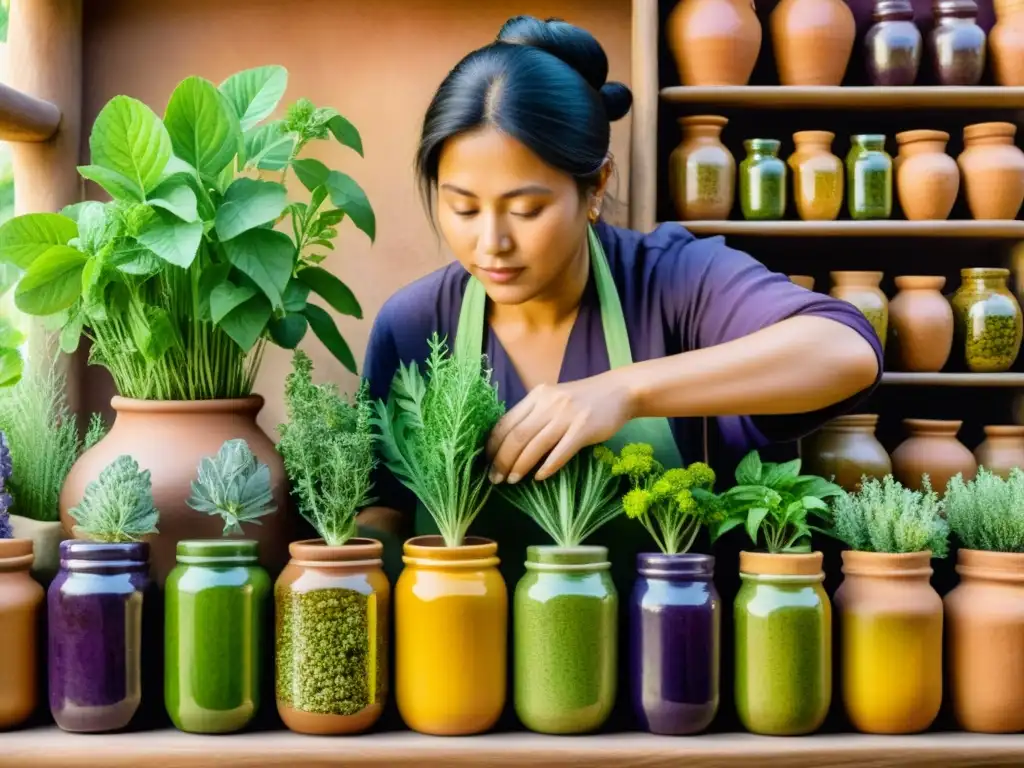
[{"left": 416, "top": 15, "right": 632, "bottom": 210}]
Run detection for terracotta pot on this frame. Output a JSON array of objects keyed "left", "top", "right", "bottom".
[
  {"left": 894, "top": 131, "right": 959, "bottom": 221},
  {"left": 830, "top": 271, "right": 888, "bottom": 351},
  {"left": 0, "top": 538, "right": 43, "bottom": 729},
  {"left": 930, "top": 0, "right": 987, "bottom": 85},
  {"left": 951, "top": 268, "right": 1024, "bottom": 373},
  {"left": 891, "top": 418, "right": 977, "bottom": 493},
  {"left": 864, "top": 0, "right": 923, "bottom": 85},
  {"left": 666, "top": 0, "right": 762, "bottom": 86},
  {"left": 789, "top": 275, "right": 816, "bottom": 290},
  {"left": 957, "top": 122, "right": 1024, "bottom": 220},
  {"left": 58, "top": 396, "right": 293, "bottom": 586},
  {"left": 668, "top": 116, "right": 736, "bottom": 221},
  {"left": 973, "top": 426, "right": 1024, "bottom": 477},
  {"left": 8, "top": 515, "right": 64, "bottom": 584},
  {"left": 990, "top": 0, "right": 1024, "bottom": 85},
  {"left": 788, "top": 131, "right": 843, "bottom": 221},
  {"left": 944, "top": 549, "right": 1024, "bottom": 733},
  {"left": 770, "top": 0, "right": 856, "bottom": 84},
  {"left": 835, "top": 551, "right": 943, "bottom": 734},
  {"left": 802, "top": 414, "right": 892, "bottom": 491},
  {"left": 888, "top": 276, "right": 953, "bottom": 372}
]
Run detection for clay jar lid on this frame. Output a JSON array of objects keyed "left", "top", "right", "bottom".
[
  {"left": 831, "top": 270, "right": 884, "bottom": 287},
  {"left": 982, "top": 424, "right": 1024, "bottom": 438},
  {"left": 896, "top": 130, "right": 950, "bottom": 147},
  {"left": 956, "top": 549, "right": 1024, "bottom": 583},
  {"left": 894, "top": 275, "right": 946, "bottom": 291},
  {"left": 678, "top": 115, "right": 728, "bottom": 128},
  {"left": 0, "top": 538, "right": 33, "bottom": 571},
  {"left": 963, "top": 122, "right": 1017, "bottom": 142},
  {"left": 792, "top": 130, "right": 835, "bottom": 145},
  {"left": 740, "top": 550, "right": 823, "bottom": 576},
  {"left": 288, "top": 537, "right": 383, "bottom": 565},
  {"left": 903, "top": 417, "right": 963, "bottom": 436},
  {"left": 841, "top": 550, "right": 933, "bottom": 578},
  {"left": 822, "top": 413, "right": 881, "bottom": 432},
  {"left": 402, "top": 535, "right": 499, "bottom": 569}
]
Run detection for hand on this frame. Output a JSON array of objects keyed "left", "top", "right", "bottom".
[{"left": 485, "top": 373, "right": 635, "bottom": 484}]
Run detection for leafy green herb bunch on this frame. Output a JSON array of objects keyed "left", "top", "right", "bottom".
[
  {"left": 68, "top": 455, "right": 159, "bottom": 543},
  {"left": 187, "top": 438, "right": 277, "bottom": 536},
  {"left": 945, "top": 467, "right": 1024, "bottom": 553}
]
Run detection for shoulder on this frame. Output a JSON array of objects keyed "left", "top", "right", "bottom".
[{"left": 596, "top": 219, "right": 734, "bottom": 283}]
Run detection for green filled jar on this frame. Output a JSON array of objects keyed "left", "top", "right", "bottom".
[
  {"left": 734, "top": 551, "right": 831, "bottom": 736},
  {"left": 164, "top": 539, "right": 270, "bottom": 733},
  {"left": 514, "top": 546, "right": 617, "bottom": 734},
  {"left": 740, "top": 139, "right": 787, "bottom": 220},
  {"left": 846, "top": 135, "right": 892, "bottom": 220},
  {"left": 951, "top": 268, "right": 1023, "bottom": 373}
]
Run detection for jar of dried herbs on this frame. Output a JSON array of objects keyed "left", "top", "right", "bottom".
[
  {"left": 740, "top": 139, "right": 787, "bottom": 221},
  {"left": 951, "top": 268, "right": 1023, "bottom": 373},
  {"left": 846, "top": 135, "right": 892, "bottom": 220}
]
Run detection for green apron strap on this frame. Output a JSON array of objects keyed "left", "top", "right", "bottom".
[
  {"left": 456, "top": 275, "right": 487, "bottom": 361},
  {"left": 588, "top": 225, "right": 633, "bottom": 371}
]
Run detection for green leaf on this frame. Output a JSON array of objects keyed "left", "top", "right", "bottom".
[
  {"left": 0, "top": 348, "right": 22, "bottom": 388},
  {"left": 218, "top": 292, "right": 272, "bottom": 352},
  {"left": 88, "top": 96, "right": 172, "bottom": 194},
  {"left": 282, "top": 279, "right": 310, "bottom": 312},
  {"left": 304, "top": 302, "right": 357, "bottom": 374},
  {"left": 75, "top": 203, "right": 117, "bottom": 255},
  {"left": 325, "top": 171, "right": 375, "bottom": 242},
  {"left": 268, "top": 312, "right": 308, "bottom": 348},
  {"left": 0, "top": 264, "right": 19, "bottom": 297},
  {"left": 297, "top": 266, "right": 361, "bottom": 318},
  {"left": 210, "top": 282, "right": 258, "bottom": 324},
  {"left": 326, "top": 112, "right": 363, "bottom": 156},
  {"left": 0, "top": 213, "right": 79, "bottom": 269},
  {"left": 59, "top": 312, "right": 83, "bottom": 354},
  {"left": 801, "top": 496, "right": 830, "bottom": 511},
  {"left": 745, "top": 507, "right": 769, "bottom": 544},
  {"left": 221, "top": 228, "right": 295, "bottom": 308},
  {"left": 316, "top": 208, "right": 345, "bottom": 227},
  {"left": 197, "top": 262, "right": 232, "bottom": 322},
  {"left": 219, "top": 66, "right": 288, "bottom": 131},
  {"left": 60, "top": 202, "right": 91, "bottom": 223},
  {"left": 243, "top": 121, "right": 294, "bottom": 171},
  {"left": 77, "top": 165, "right": 144, "bottom": 202},
  {"left": 164, "top": 76, "right": 240, "bottom": 178},
  {"left": 147, "top": 175, "right": 199, "bottom": 222},
  {"left": 129, "top": 306, "right": 177, "bottom": 360},
  {"left": 215, "top": 178, "right": 287, "bottom": 241},
  {"left": 110, "top": 241, "right": 163, "bottom": 276},
  {"left": 291, "top": 158, "right": 329, "bottom": 191},
  {"left": 711, "top": 515, "right": 744, "bottom": 543},
  {"left": 735, "top": 451, "right": 763, "bottom": 485},
  {"left": 14, "top": 245, "right": 88, "bottom": 315},
  {"left": 762, "top": 459, "right": 802, "bottom": 488},
  {"left": 137, "top": 210, "right": 203, "bottom": 268}
]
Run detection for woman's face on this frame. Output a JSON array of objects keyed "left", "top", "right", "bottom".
[{"left": 435, "top": 126, "right": 605, "bottom": 306}]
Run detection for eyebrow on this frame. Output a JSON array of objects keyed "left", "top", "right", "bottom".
[{"left": 439, "top": 183, "right": 553, "bottom": 198}]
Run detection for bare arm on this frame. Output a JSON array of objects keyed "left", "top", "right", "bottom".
[{"left": 356, "top": 505, "right": 409, "bottom": 539}]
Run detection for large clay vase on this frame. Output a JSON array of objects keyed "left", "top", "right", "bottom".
[
  {"left": 666, "top": 0, "right": 762, "bottom": 86},
  {"left": 789, "top": 275, "right": 816, "bottom": 290},
  {"left": 888, "top": 276, "right": 953, "bottom": 373},
  {"left": 830, "top": 271, "right": 888, "bottom": 351},
  {"left": 957, "top": 122, "right": 1024, "bottom": 220},
  {"left": 802, "top": 414, "right": 892, "bottom": 491},
  {"left": 894, "top": 131, "right": 959, "bottom": 221},
  {"left": 770, "top": 0, "right": 856, "bottom": 85},
  {"left": 788, "top": 131, "right": 843, "bottom": 221},
  {"left": 668, "top": 116, "right": 736, "bottom": 221},
  {"left": 58, "top": 397, "right": 294, "bottom": 586},
  {"left": 891, "top": 418, "right": 978, "bottom": 493},
  {"left": 0, "top": 539, "right": 44, "bottom": 730},
  {"left": 990, "top": 0, "right": 1024, "bottom": 85},
  {"left": 973, "top": 426, "right": 1024, "bottom": 477}
]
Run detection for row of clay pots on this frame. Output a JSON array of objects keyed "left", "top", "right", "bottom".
[{"left": 670, "top": 118, "right": 1024, "bottom": 223}]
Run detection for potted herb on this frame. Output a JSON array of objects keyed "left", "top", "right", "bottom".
[
  {"left": 944, "top": 467, "right": 1024, "bottom": 733},
  {"left": 0, "top": 65, "right": 375, "bottom": 585},
  {"left": 49, "top": 455, "right": 158, "bottom": 733},
  {"left": 822, "top": 475, "right": 947, "bottom": 734},
  {"left": 373, "top": 332, "right": 506, "bottom": 736},
  {"left": 711, "top": 449, "right": 842, "bottom": 736},
  {"left": 275, "top": 350, "right": 387, "bottom": 736},
  {"left": 164, "top": 439, "right": 274, "bottom": 734},
  {"left": 612, "top": 444, "right": 723, "bottom": 736}
]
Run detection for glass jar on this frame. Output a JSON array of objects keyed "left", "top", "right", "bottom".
[
  {"left": 0, "top": 538, "right": 44, "bottom": 729},
  {"left": 630, "top": 553, "right": 719, "bottom": 735},
  {"left": 931, "top": 0, "right": 987, "bottom": 86},
  {"left": 951, "top": 268, "right": 1024, "bottom": 372},
  {"left": 740, "top": 139, "right": 787, "bottom": 220},
  {"left": 48, "top": 541, "right": 151, "bottom": 733},
  {"left": 864, "top": 0, "right": 923, "bottom": 85},
  {"left": 668, "top": 115, "right": 736, "bottom": 221},
  {"left": 165, "top": 539, "right": 269, "bottom": 734},
  {"left": 846, "top": 135, "right": 893, "bottom": 220},
  {"left": 276, "top": 537, "right": 389, "bottom": 735}
]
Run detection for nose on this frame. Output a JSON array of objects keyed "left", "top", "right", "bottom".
[{"left": 478, "top": 212, "right": 512, "bottom": 257}]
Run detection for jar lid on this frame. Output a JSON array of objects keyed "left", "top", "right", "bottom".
[
  {"left": 744, "top": 138, "right": 781, "bottom": 153},
  {"left": 933, "top": 0, "right": 978, "bottom": 16},
  {"left": 526, "top": 545, "right": 610, "bottom": 571},
  {"left": 851, "top": 134, "right": 887, "bottom": 148},
  {"left": 176, "top": 538, "right": 259, "bottom": 565},
  {"left": 637, "top": 552, "right": 714, "bottom": 578},
  {"left": 873, "top": 0, "right": 915, "bottom": 19}
]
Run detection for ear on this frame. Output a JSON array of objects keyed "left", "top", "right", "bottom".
[{"left": 588, "top": 156, "right": 614, "bottom": 222}]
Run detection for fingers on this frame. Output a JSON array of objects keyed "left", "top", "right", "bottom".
[
  {"left": 504, "top": 420, "right": 569, "bottom": 485},
  {"left": 488, "top": 407, "right": 550, "bottom": 483},
  {"left": 534, "top": 421, "right": 589, "bottom": 482},
  {"left": 486, "top": 393, "right": 537, "bottom": 461}
]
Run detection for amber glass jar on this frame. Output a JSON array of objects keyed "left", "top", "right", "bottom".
[{"left": 950, "top": 268, "right": 1023, "bottom": 373}]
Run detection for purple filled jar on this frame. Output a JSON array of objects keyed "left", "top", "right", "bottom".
[
  {"left": 48, "top": 540, "right": 151, "bottom": 732},
  {"left": 630, "top": 553, "right": 720, "bottom": 735}
]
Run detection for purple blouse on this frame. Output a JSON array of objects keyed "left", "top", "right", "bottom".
[{"left": 364, "top": 221, "right": 883, "bottom": 512}]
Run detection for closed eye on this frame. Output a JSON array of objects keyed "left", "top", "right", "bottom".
[{"left": 512, "top": 208, "right": 542, "bottom": 219}]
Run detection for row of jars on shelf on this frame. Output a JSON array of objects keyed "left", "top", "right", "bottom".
[
  {"left": 667, "top": 0, "right": 1022, "bottom": 87},
  {"left": 670, "top": 118, "right": 1024, "bottom": 222}
]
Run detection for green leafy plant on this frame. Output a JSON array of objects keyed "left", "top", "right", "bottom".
[
  {"left": 186, "top": 438, "right": 276, "bottom": 536},
  {"left": 945, "top": 467, "right": 1024, "bottom": 552},
  {"left": 372, "top": 332, "right": 505, "bottom": 547},
  {"left": 277, "top": 350, "right": 376, "bottom": 546},
  {"left": 711, "top": 450, "right": 843, "bottom": 554},
  {"left": 0, "top": 315, "right": 22, "bottom": 388},
  {"left": 0, "top": 66, "right": 374, "bottom": 400},
  {"left": 818, "top": 474, "right": 949, "bottom": 556},
  {"left": 67, "top": 454, "right": 159, "bottom": 543}
]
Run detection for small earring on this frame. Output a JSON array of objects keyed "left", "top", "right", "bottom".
[{"left": 588, "top": 206, "right": 601, "bottom": 223}]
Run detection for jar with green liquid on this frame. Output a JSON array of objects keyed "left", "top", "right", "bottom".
[
  {"left": 740, "top": 139, "right": 787, "bottom": 221},
  {"left": 846, "top": 135, "right": 893, "bottom": 220}
]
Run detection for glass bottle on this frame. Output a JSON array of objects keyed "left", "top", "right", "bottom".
[
  {"left": 950, "top": 268, "right": 1024, "bottom": 372},
  {"left": 740, "top": 139, "right": 787, "bottom": 221},
  {"left": 864, "top": 0, "right": 923, "bottom": 85},
  {"left": 930, "top": 0, "right": 987, "bottom": 86},
  {"left": 846, "top": 135, "right": 892, "bottom": 220}
]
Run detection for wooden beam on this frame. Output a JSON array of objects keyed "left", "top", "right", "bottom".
[
  {"left": 628, "top": 0, "right": 658, "bottom": 233},
  {"left": 0, "top": 80, "right": 60, "bottom": 141}
]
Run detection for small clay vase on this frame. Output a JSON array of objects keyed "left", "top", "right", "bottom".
[
  {"left": 666, "top": 0, "right": 762, "bottom": 86},
  {"left": 930, "top": 0, "right": 987, "bottom": 85},
  {"left": 894, "top": 130, "right": 959, "bottom": 221},
  {"left": 888, "top": 276, "right": 953, "bottom": 373},
  {"left": 788, "top": 131, "right": 843, "bottom": 221},
  {"left": 891, "top": 418, "right": 978, "bottom": 493},
  {"left": 864, "top": 0, "right": 923, "bottom": 86},
  {"left": 957, "top": 123, "right": 1024, "bottom": 220},
  {"left": 973, "top": 425, "right": 1024, "bottom": 477},
  {"left": 990, "top": 0, "right": 1024, "bottom": 85},
  {"left": 0, "top": 539, "right": 44, "bottom": 730},
  {"left": 669, "top": 116, "right": 736, "bottom": 221},
  {"left": 790, "top": 275, "right": 816, "bottom": 290},
  {"left": 830, "top": 271, "right": 888, "bottom": 351},
  {"left": 802, "top": 414, "right": 892, "bottom": 491},
  {"left": 770, "top": 0, "right": 856, "bottom": 85}
]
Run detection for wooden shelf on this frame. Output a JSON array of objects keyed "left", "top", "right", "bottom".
[
  {"left": 660, "top": 85, "right": 1024, "bottom": 110},
  {"left": 675, "top": 220, "right": 1024, "bottom": 238},
  {"left": 2, "top": 728, "right": 1023, "bottom": 768},
  {"left": 882, "top": 373, "right": 1024, "bottom": 387}
]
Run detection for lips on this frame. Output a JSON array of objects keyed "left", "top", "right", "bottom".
[{"left": 477, "top": 267, "right": 524, "bottom": 284}]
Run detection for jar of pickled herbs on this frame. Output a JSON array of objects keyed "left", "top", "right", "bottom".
[
  {"left": 951, "top": 268, "right": 1023, "bottom": 373},
  {"left": 740, "top": 139, "right": 787, "bottom": 221},
  {"left": 846, "top": 135, "right": 892, "bottom": 220}
]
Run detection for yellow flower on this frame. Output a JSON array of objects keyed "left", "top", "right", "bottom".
[
  {"left": 686, "top": 462, "right": 716, "bottom": 489},
  {"left": 593, "top": 445, "right": 615, "bottom": 467},
  {"left": 623, "top": 488, "right": 652, "bottom": 519}
]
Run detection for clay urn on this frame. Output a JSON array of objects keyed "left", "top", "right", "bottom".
[
  {"left": 891, "top": 418, "right": 977, "bottom": 494},
  {"left": 957, "top": 122, "right": 1024, "bottom": 220},
  {"left": 770, "top": 0, "right": 856, "bottom": 85},
  {"left": 666, "top": 0, "right": 762, "bottom": 86},
  {"left": 668, "top": 115, "right": 736, "bottom": 221},
  {"left": 789, "top": 275, "right": 816, "bottom": 290},
  {"left": 802, "top": 414, "right": 892, "bottom": 491},
  {"left": 894, "top": 130, "right": 959, "bottom": 221},
  {"left": 990, "top": 0, "right": 1024, "bottom": 85},
  {"left": 887, "top": 276, "right": 953, "bottom": 372},
  {"left": 973, "top": 425, "right": 1024, "bottom": 477},
  {"left": 788, "top": 131, "right": 844, "bottom": 221},
  {"left": 830, "top": 271, "right": 888, "bottom": 352}
]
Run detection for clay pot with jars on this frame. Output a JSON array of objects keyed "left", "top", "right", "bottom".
[
  {"left": 770, "top": 0, "right": 855, "bottom": 85},
  {"left": 802, "top": 414, "right": 892, "bottom": 492},
  {"left": 669, "top": 116, "right": 736, "bottom": 221},
  {"left": 894, "top": 131, "right": 959, "bottom": 221},
  {"left": 789, "top": 275, "right": 816, "bottom": 291},
  {"left": 864, "top": 0, "right": 923, "bottom": 86},
  {"left": 788, "top": 131, "right": 843, "bottom": 221},
  {"left": 888, "top": 276, "right": 953, "bottom": 373},
  {"left": 950, "top": 268, "right": 1023, "bottom": 373},
  {"left": 0, "top": 538, "right": 44, "bottom": 730},
  {"left": 740, "top": 139, "right": 787, "bottom": 221},
  {"left": 957, "top": 123, "right": 1024, "bottom": 220},
  {"left": 930, "top": 0, "right": 987, "bottom": 85},
  {"left": 846, "top": 135, "right": 892, "bottom": 220},
  {"left": 830, "top": 271, "right": 888, "bottom": 352},
  {"left": 891, "top": 419, "right": 977, "bottom": 493},
  {"left": 990, "top": 0, "right": 1024, "bottom": 86},
  {"left": 666, "top": 0, "right": 762, "bottom": 86},
  {"left": 973, "top": 426, "right": 1024, "bottom": 477}
]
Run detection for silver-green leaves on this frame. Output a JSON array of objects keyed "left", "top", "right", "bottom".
[
  {"left": 187, "top": 438, "right": 276, "bottom": 536},
  {"left": 68, "top": 454, "right": 159, "bottom": 543}
]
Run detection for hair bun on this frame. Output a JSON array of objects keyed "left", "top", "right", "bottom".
[
  {"left": 601, "top": 82, "right": 633, "bottom": 122},
  {"left": 497, "top": 15, "right": 608, "bottom": 92}
]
